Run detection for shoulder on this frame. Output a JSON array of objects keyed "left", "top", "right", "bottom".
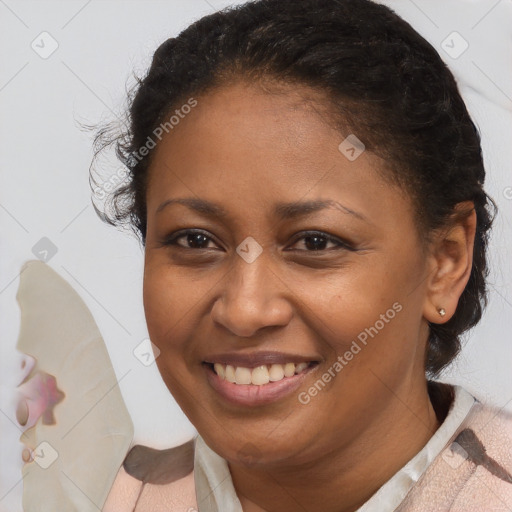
[
  {"left": 398, "top": 396, "right": 512, "bottom": 511},
  {"left": 102, "top": 439, "right": 198, "bottom": 512}
]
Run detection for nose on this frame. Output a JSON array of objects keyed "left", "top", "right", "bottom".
[{"left": 210, "top": 253, "right": 293, "bottom": 338}]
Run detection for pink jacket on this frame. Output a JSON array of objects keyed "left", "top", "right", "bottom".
[{"left": 103, "top": 398, "right": 512, "bottom": 512}]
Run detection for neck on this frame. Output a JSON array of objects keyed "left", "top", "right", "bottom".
[{"left": 229, "top": 380, "right": 443, "bottom": 512}]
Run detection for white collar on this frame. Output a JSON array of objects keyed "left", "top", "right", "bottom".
[
  {"left": 354, "top": 384, "right": 475, "bottom": 511},
  {"left": 193, "top": 384, "right": 476, "bottom": 512}
]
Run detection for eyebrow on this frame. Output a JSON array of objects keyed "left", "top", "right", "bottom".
[{"left": 156, "top": 197, "right": 369, "bottom": 223}]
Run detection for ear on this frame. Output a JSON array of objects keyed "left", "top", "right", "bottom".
[{"left": 423, "top": 201, "right": 477, "bottom": 324}]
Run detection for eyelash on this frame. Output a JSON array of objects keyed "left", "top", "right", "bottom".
[{"left": 162, "top": 229, "right": 355, "bottom": 253}]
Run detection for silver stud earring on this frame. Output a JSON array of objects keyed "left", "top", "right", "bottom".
[{"left": 438, "top": 308, "right": 446, "bottom": 317}]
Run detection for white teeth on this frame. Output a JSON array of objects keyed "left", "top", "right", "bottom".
[
  {"left": 284, "top": 362, "right": 296, "bottom": 377},
  {"left": 234, "top": 367, "right": 252, "bottom": 385},
  {"left": 268, "top": 364, "right": 285, "bottom": 381},
  {"left": 225, "top": 365, "right": 236, "bottom": 383},
  {"left": 212, "top": 361, "right": 312, "bottom": 385},
  {"left": 295, "top": 362, "right": 308, "bottom": 374},
  {"left": 214, "top": 363, "right": 225, "bottom": 379},
  {"left": 251, "top": 365, "right": 270, "bottom": 385}
]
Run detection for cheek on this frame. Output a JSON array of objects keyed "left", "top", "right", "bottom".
[
  {"left": 317, "top": 264, "right": 426, "bottom": 399},
  {"left": 321, "top": 250, "right": 421, "bottom": 344},
  {"left": 143, "top": 256, "right": 201, "bottom": 334},
  {"left": 143, "top": 268, "right": 171, "bottom": 342},
  {"left": 327, "top": 292, "right": 411, "bottom": 362},
  {"left": 142, "top": 260, "right": 197, "bottom": 364},
  {"left": 143, "top": 262, "right": 203, "bottom": 406}
]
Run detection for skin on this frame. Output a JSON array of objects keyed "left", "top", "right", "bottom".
[{"left": 143, "top": 80, "right": 476, "bottom": 512}]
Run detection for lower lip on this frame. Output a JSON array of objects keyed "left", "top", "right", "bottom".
[{"left": 203, "top": 363, "right": 317, "bottom": 407}]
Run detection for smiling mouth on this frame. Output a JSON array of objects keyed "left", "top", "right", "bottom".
[{"left": 203, "top": 361, "right": 318, "bottom": 386}]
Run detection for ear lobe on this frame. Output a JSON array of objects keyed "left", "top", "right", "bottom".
[{"left": 423, "top": 201, "right": 477, "bottom": 324}]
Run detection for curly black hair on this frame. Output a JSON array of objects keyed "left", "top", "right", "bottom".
[{"left": 90, "top": 0, "right": 496, "bottom": 379}]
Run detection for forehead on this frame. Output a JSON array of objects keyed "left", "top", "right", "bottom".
[
  {"left": 145, "top": 81, "right": 414, "bottom": 228},
  {"left": 150, "top": 80, "right": 341, "bottom": 166}
]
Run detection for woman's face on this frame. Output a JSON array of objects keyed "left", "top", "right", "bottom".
[{"left": 143, "top": 81, "right": 434, "bottom": 466}]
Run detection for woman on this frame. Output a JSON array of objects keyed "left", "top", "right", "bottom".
[{"left": 89, "top": 0, "right": 512, "bottom": 510}]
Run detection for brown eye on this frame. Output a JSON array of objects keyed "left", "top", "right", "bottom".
[
  {"left": 163, "top": 229, "right": 219, "bottom": 250},
  {"left": 287, "top": 231, "right": 354, "bottom": 252}
]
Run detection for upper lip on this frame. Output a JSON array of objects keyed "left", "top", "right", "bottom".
[{"left": 203, "top": 351, "right": 320, "bottom": 368}]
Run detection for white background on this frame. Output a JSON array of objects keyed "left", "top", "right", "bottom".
[{"left": 1, "top": 1, "right": 511, "bottom": 510}]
